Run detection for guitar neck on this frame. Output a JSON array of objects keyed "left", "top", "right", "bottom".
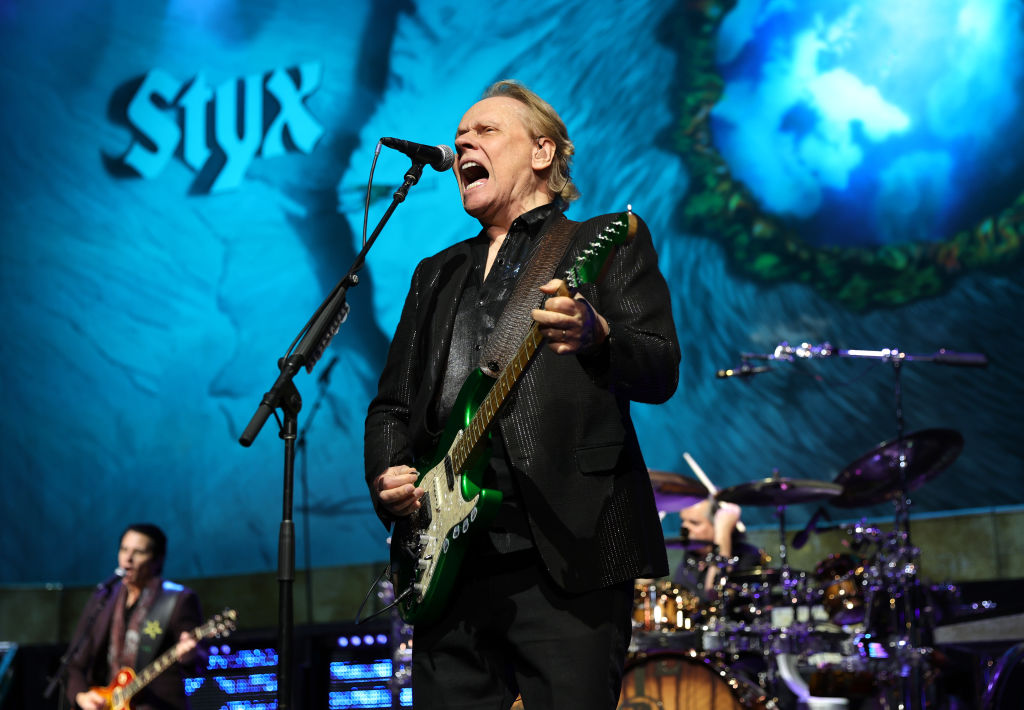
[
  {"left": 450, "top": 323, "right": 544, "bottom": 470},
  {"left": 121, "top": 643, "right": 181, "bottom": 699}
]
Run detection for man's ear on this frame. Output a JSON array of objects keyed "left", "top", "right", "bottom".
[{"left": 532, "top": 136, "right": 555, "bottom": 170}]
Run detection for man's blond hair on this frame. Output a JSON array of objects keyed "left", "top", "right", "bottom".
[{"left": 483, "top": 80, "right": 580, "bottom": 203}]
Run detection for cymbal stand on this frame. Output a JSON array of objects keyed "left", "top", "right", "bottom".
[{"left": 769, "top": 470, "right": 806, "bottom": 643}]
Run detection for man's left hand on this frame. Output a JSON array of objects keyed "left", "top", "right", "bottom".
[
  {"left": 176, "top": 631, "right": 198, "bottom": 661},
  {"left": 533, "top": 279, "right": 609, "bottom": 355}
]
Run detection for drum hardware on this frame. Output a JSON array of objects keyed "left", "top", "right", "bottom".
[{"left": 717, "top": 340, "right": 988, "bottom": 709}]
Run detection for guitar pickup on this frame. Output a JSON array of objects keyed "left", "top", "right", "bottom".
[{"left": 444, "top": 455, "right": 455, "bottom": 491}]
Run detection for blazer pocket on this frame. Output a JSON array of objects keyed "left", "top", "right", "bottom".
[{"left": 574, "top": 443, "right": 624, "bottom": 476}]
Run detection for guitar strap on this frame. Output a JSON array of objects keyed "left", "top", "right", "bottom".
[
  {"left": 478, "top": 213, "right": 580, "bottom": 376},
  {"left": 133, "top": 581, "right": 183, "bottom": 669}
]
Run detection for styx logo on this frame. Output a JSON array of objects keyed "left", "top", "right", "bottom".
[{"left": 113, "top": 62, "right": 324, "bottom": 193}]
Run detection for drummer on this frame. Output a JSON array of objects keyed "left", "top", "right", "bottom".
[{"left": 672, "top": 497, "right": 761, "bottom": 598}]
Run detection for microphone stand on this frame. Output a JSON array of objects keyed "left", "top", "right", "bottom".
[
  {"left": 43, "top": 584, "right": 117, "bottom": 707},
  {"left": 296, "top": 357, "right": 339, "bottom": 625},
  {"left": 238, "top": 160, "right": 428, "bottom": 710}
]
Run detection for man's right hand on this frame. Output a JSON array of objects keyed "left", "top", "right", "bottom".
[
  {"left": 373, "top": 465, "right": 424, "bottom": 516},
  {"left": 75, "top": 690, "right": 107, "bottom": 710}
]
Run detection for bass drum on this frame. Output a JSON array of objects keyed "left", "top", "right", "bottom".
[{"left": 619, "top": 651, "right": 771, "bottom": 709}]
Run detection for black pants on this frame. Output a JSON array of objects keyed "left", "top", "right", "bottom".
[{"left": 411, "top": 548, "right": 634, "bottom": 710}]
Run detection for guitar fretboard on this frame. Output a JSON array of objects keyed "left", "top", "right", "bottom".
[
  {"left": 450, "top": 324, "right": 544, "bottom": 472},
  {"left": 126, "top": 649, "right": 178, "bottom": 695}
]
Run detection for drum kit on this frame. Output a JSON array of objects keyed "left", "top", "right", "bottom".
[{"left": 625, "top": 427, "right": 970, "bottom": 710}]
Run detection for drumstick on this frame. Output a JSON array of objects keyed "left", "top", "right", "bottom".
[{"left": 682, "top": 452, "right": 746, "bottom": 533}]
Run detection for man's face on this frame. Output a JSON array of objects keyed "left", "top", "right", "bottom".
[
  {"left": 118, "top": 530, "right": 159, "bottom": 588},
  {"left": 454, "top": 96, "right": 547, "bottom": 227},
  {"left": 680, "top": 501, "right": 714, "bottom": 543}
]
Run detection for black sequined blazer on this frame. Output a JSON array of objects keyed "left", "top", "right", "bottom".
[{"left": 365, "top": 211, "right": 680, "bottom": 592}]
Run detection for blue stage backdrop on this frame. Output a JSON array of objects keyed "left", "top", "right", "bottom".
[{"left": 2, "top": 0, "right": 1022, "bottom": 586}]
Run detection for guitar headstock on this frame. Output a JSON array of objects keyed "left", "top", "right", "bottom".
[
  {"left": 565, "top": 209, "right": 638, "bottom": 289},
  {"left": 196, "top": 608, "right": 238, "bottom": 640}
]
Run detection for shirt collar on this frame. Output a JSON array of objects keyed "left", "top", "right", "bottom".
[{"left": 509, "top": 201, "right": 563, "bottom": 239}]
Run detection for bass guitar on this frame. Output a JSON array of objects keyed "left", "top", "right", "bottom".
[
  {"left": 390, "top": 210, "right": 638, "bottom": 623},
  {"left": 88, "top": 608, "right": 237, "bottom": 710}
]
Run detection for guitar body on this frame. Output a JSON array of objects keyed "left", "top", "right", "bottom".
[
  {"left": 391, "top": 368, "right": 504, "bottom": 624},
  {"left": 90, "top": 667, "right": 136, "bottom": 710},
  {"left": 85, "top": 609, "right": 236, "bottom": 710}
]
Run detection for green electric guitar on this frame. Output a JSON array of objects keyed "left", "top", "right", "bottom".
[{"left": 389, "top": 210, "right": 638, "bottom": 623}]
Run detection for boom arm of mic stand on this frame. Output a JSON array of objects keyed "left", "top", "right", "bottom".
[
  {"left": 739, "top": 343, "right": 988, "bottom": 369},
  {"left": 238, "top": 160, "right": 427, "bottom": 448}
]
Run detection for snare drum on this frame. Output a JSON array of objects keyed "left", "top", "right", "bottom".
[
  {"left": 619, "top": 651, "right": 771, "bottom": 709},
  {"left": 722, "top": 567, "right": 816, "bottom": 627}
]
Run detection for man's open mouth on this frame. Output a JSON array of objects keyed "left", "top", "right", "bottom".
[{"left": 461, "top": 161, "right": 489, "bottom": 190}]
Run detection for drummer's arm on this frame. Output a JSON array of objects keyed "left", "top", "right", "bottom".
[
  {"left": 713, "top": 502, "right": 742, "bottom": 559},
  {"left": 701, "top": 503, "right": 742, "bottom": 595}
]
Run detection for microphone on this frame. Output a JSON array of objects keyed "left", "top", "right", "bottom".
[
  {"left": 380, "top": 137, "right": 455, "bottom": 171},
  {"left": 792, "top": 506, "right": 830, "bottom": 549},
  {"left": 317, "top": 355, "right": 340, "bottom": 385},
  {"left": 715, "top": 364, "right": 771, "bottom": 379},
  {"left": 97, "top": 568, "right": 125, "bottom": 590}
]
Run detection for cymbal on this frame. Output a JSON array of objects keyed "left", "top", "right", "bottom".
[
  {"left": 648, "top": 470, "right": 709, "bottom": 511},
  {"left": 831, "top": 428, "right": 964, "bottom": 508},
  {"left": 664, "top": 537, "right": 715, "bottom": 551},
  {"left": 716, "top": 477, "right": 844, "bottom": 506},
  {"left": 725, "top": 566, "right": 787, "bottom": 584}
]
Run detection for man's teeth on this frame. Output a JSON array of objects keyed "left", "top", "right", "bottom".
[{"left": 460, "top": 161, "right": 487, "bottom": 190}]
